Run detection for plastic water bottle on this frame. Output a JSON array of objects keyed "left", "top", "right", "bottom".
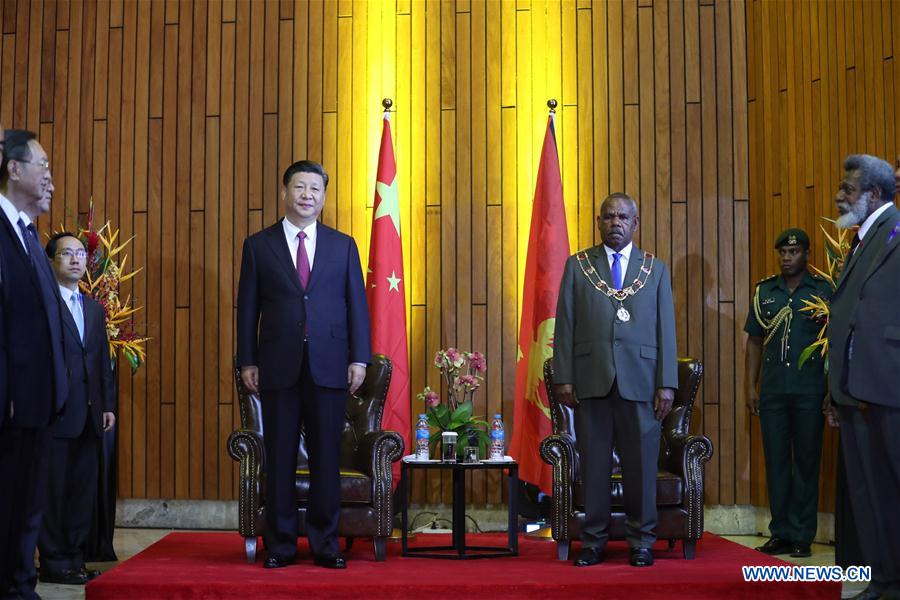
[
  {"left": 415, "top": 414, "right": 430, "bottom": 460},
  {"left": 490, "top": 414, "right": 505, "bottom": 460}
]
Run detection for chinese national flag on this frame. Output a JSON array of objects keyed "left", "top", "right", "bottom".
[
  {"left": 366, "top": 113, "right": 409, "bottom": 485},
  {"left": 509, "top": 115, "right": 570, "bottom": 494}
]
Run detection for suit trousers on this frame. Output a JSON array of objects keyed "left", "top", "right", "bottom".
[
  {"left": 836, "top": 404, "right": 898, "bottom": 596},
  {"left": 866, "top": 404, "right": 900, "bottom": 597},
  {"left": 0, "top": 427, "right": 50, "bottom": 600},
  {"left": 38, "top": 420, "right": 101, "bottom": 572},
  {"left": 575, "top": 383, "right": 660, "bottom": 550},
  {"left": 261, "top": 348, "right": 346, "bottom": 560},
  {"left": 759, "top": 394, "right": 824, "bottom": 545}
]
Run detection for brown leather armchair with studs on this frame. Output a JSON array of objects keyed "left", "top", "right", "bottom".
[
  {"left": 227, "top": 354, "right": 404, "bottom": 563},
  {"left": 540, "top": 357, "right": 713, "bottom": 560}
]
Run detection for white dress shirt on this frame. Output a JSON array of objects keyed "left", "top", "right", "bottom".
[
  {"left": 603, "top": 242, "right": 633, "bottom": 284},
  {"left": 58, "top": 285, "right": 85, "bottom": 342},
  {"left": 0, "top": 192, "right": 27, "bottom": 251},
  {"left": 857, "top": 201, "right": 893, "bottom": 241},
  {"left": 282, "top": 217, "right": 318, "bottom": 271}
]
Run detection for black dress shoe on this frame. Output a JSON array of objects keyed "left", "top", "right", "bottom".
[
  {"left": 848, "top": 586, "right": 886, "bottom": 600},
  {"left": 629, "top": 547, "right": 654, "bottom": 567},
  {"left": 789, "top": 543, "right": 811, "bottom": 558},
  {"left": 313, "top": 554, "right": 346, "bottom": 569},
  {"left": 573, "top": 547, "right": 604, "bottom": 567},
  {"left": 754, "top": 537, "right": 792, "bottom": 555},
  {"left": 39, "top": 568, "right": 89, "bottom": 585},
  {"left": 263, "top": 556, "right": 295, "bottom": 569}
]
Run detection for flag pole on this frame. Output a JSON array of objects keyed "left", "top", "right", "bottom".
[
  {"left": 525, "top": 98, "right": 560, "bottom": 542},
  {"left": 377, "top": 96, "right": 414, "bottom": 544}
]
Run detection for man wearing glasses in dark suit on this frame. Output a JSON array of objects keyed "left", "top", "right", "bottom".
[{"left": 0, "top": 129, "right": 68, "bottom": 600}]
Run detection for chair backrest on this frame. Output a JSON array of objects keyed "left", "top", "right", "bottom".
[
  {"left": 543, "top": 357, "right": 703, "bottom": 470},
  {"left": 233, "top": 355, "right": 393, "bottom": 470}
]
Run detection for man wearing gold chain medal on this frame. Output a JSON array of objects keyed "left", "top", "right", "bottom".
[{"left": 552, "top": 193, "right": 678, "bottom": 568}]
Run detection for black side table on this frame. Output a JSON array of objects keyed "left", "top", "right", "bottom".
[{"left": 400, "top": 459, "right": 519, "bottom": 559}]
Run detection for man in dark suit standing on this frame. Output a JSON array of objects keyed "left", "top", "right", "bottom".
[
  {"left": 0, "top": 130, "right": 67, "bottom": 600},
  {"left": 827, "top": 154, "right": 900, "bottom": 600},
  {"left": 0, "top": 123, "right": 6, "bottom": 463},
  {"left": 236, "top": 160, "right": 371, "bottom": 570},
  {"left": 553, "top": 193, "right": 678, "bottom": 568},
  {"left": 37, "top": 232, "right": 116, "bottom": 586}
]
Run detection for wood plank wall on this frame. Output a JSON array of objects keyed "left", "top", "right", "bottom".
[
  {"left": 0, "top": 0, "right": 765, "bottom": 509},
  {"left": 746, "top": 0, "right": 900, "bottom": 513}
]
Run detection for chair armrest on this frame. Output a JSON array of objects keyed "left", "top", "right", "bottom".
[
  {"left": 354, "top": 430, "right": 404, "bottom": 477},
  {"left": 354, "top": 430, "right": 404, "bottom": 537},
  {"left": 540, "top": 434, "right": 579, "bottom": 542},
  {"left": 227, "top": 429, "right": 265, "bottom": 538},
  {"left": 664, "top": 433, "right": 713, "bottom": 540},
  {"left": 664, "top": 433, "right": 713, "bottom": 479},
  {"left": 540, "top": 433, "right": 579, "bottom": 482}
]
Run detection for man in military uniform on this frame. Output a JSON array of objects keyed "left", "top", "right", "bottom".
[{"left": 744, "top": 228, "right": 832, "bottom": 558}]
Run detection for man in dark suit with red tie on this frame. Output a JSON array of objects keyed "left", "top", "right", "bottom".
[
  {"left": 0, "top": 129, "right": 68, "bottom": 599},
  {"left": 827, "top": 154, "right": 900, "bottom": 600},
  {"left": 236, "top": 160, "right": 371, "bottom": 570}
]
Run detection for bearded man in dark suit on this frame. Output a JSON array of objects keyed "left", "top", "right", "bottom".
[{"left": 827, "top": 154, "right": 900, "bottom": 600}]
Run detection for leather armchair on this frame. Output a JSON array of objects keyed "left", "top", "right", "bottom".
[
  {"left": 227, "top": 354, "right": 404, "bottom": 563},
  {"left": 540, "top": 358, "right": 713, "bottom": 560}
]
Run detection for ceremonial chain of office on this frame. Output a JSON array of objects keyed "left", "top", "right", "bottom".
[{"left": 575, "top": 250, "right": 655, "bottom": 323}]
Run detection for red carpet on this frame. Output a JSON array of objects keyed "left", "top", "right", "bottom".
[{"left": 86, "top": 532, "right": 841, "bottom": 599}]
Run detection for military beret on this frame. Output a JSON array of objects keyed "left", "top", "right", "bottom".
[{"left": 774, "top": 228, "right": 809, "bottom": 248}]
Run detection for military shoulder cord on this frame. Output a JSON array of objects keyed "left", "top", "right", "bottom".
[{"left": 752, "top": 285, "right": 792, "bottom": 362}]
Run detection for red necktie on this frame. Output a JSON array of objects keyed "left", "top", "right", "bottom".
[{"left": 296, "top": 231, "right": 310, "bottom": 289}]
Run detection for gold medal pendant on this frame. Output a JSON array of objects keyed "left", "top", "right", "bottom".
[{"left": 616, "top": 305, "right": 631, "bottom": 323}]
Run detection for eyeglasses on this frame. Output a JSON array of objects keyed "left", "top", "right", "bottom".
[
  {"left": 56, "top": 248, "right": 87, "bottom": 260},
  {"left": 17, "top": 158, "right": 50, "bottom": 170}
]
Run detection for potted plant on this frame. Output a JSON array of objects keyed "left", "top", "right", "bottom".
[{"left": 417, "top": 348, "right": 490, "bottom": 459}]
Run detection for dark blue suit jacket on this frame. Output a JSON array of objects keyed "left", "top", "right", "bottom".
[
  {"left": 53, "top": 295, "right": 117, "bottom": 438},
  {"left": 236, "top": 220, "right": 371, "bottom": 391},
  {"left": 0, "top": 247, "right": 6, "bottom": 426},
  {"left": 829, "top": 204, "right": 900, "bottom": 408},
  {"left": 0, "top": 209, "right": 67, "bottom": 428}
]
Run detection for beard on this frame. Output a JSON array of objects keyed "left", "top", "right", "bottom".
[{"left": 836, "top": 190, "right": 871, "bottom": 229}]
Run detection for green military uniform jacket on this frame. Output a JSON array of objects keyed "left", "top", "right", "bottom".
[{"left": 743, "top": 271, "right": 832, "bottom": 397}]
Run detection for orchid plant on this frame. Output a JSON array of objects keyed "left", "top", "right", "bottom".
[{"left": 417, "top": 348, "right": 490, "bottom": 458}]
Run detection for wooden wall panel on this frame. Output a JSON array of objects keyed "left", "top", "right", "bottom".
[
  {"left": 1, "top": 0, "right": 762, "bottom": 509},
  {"left": 746, "top": 0, "right": 899, "bottom": 514}
]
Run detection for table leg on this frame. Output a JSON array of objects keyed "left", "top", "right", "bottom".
[
  {"left": 401, "top": 462, "right": 409, "bottom": 555},
  {"left": 508, "top": 465, "right": 518, "bottom": 554},
  {"left": 452, "top": 466, "right": 466, "bottom": 557}
]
